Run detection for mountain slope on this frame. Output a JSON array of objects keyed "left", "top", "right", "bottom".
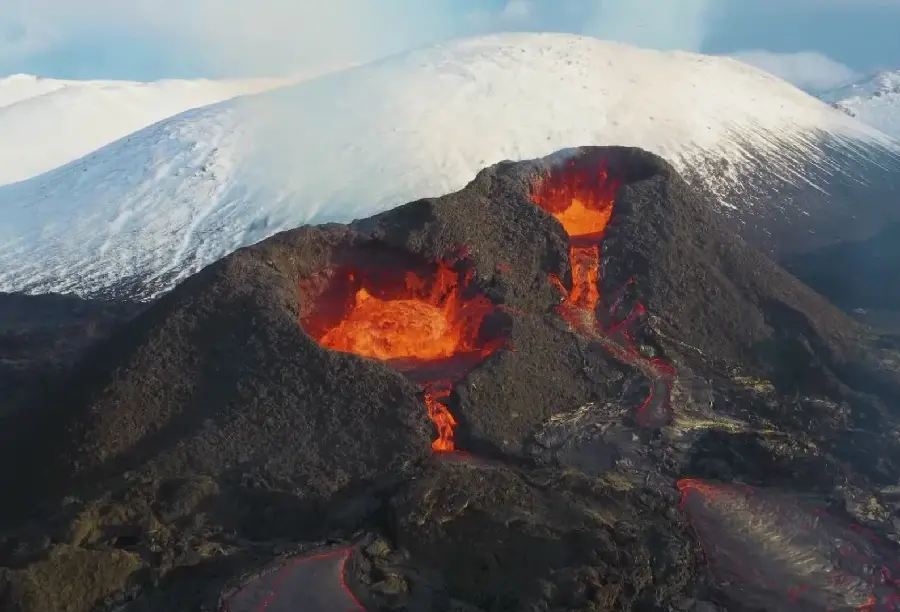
[
  {"left": 1, "top": 32, "right": 898, "bottom": 299},
  {"left": 821, "top": 70, "right": 900, "bottom": 140},
  {"left": 0, "top": 74, "right": 292, "bottom": 185}
]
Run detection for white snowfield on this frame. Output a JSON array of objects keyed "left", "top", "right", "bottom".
[
  {"left": 0, "top": 73, "right": 294, "bottom": 185},
  {"left": 0, "top": 32, "right": 897, "bottom": 299},
  {"left": 0, "top": 73, "right": 72, "bottom": 108},
  {"left": 822, "top": 70, "right": 900, "bottom": 141}
]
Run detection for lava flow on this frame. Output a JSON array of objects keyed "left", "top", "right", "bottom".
[
  {"left": 530, "top": 160, "right": 675, "bottom": 428},
  {"left": 300, "top": 257, "right": 504, "bottom": 453},
  {"left": 221, "top": 547, "right": 364, "bottom": 611},
  {"left": 678, "top": 478, "right": 900, "bottom": 611}
]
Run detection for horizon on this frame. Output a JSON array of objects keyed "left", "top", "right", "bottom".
[{"left": 1, "top": 1, "right": 898, "bottom": 92}]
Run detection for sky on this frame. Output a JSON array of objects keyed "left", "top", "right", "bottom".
[{"left": 1, "top": 0, "right": 898, "bottom": 91}]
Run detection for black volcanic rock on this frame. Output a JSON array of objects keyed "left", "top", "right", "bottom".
[
  {"left": 0, "top": 293, "right": 143, "bottom": 420},
  {"left": 3, "top": 146, "right": 900, "bottom": 612}
]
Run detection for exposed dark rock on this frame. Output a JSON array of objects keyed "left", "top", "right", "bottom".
[
  {"left": 2, "top": 146, "right": 900, "bottom": 611},
  {"left": 0, "top": 293, "right": 143, "bottom": 420}
]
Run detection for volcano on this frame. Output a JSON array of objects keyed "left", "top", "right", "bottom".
[
  {"left": 3, "top": 146, "right": 900, "bottom": 612},
  {"left": 297, "top": 248, "right": 508, "bottom": 452}
]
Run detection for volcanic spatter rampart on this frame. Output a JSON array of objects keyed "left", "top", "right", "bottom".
[{"left": 3, "top": 146, "right": 900, "bottom": 612}]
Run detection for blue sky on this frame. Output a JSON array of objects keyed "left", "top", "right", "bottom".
[{"left": 1, "top": 0, "right": 898, "bottom": 90}]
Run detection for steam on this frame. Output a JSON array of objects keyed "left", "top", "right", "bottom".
[
  {"left": 729, "top": 50, "right": 859, "bottom": 92},
  {"left": 579, "top": 0, "right": 715, "bottom": 52}
]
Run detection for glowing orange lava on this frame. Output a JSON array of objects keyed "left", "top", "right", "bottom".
[
  {"left": 317, "top": 266, "right": 495, "bottom": 363},
  {"left": 531, "top": 164, "right": 618, "bottom": 240},
  {"left": 424, "top": 383, "right": 455, "bottom": 453},
  {"left": 547, "top": 245, "right": 602, "bottom": 325},
  {"left": 302, "top": 259, "right": 502, "bottom": 453},
  {"left": 531, "top": 162, "right": 618, "bottom": 331}
]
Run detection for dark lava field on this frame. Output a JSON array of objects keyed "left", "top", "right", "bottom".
[{"left": 3, "top": 147, "right": 900, "bottom": 612}]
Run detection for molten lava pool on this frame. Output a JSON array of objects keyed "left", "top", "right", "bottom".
[{"left": 300, "top": 257, "right": 504, "bottom": 452}]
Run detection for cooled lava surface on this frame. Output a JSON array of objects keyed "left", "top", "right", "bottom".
[
  {"left": 2, "top": 146, "right": 900, "bottom": 612},
  {"left": 679, "top": 479, "right": 900, "bottom": 611}
]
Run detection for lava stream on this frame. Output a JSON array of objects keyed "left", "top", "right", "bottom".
[
  {"left": 531, "top": 160, "right": 675, "bottom": 428},
  {"left": 301, "top": 259, "right": 503, "bottom": 453},
  {"left": 221, "top": 547, "right": 363, "bottom": 611}
]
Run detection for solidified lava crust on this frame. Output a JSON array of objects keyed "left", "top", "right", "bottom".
[
  {"left": 530, "top": 158, "right": 676, "bottom": 428},
  {"left": 678, "top": 479, "right": 900, "bottom": 611}
]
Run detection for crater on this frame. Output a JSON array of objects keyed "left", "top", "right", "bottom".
[{"left": 298, "top": 244, "right": 509, "bottom": 453}]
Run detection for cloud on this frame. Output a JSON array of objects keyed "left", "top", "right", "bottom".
[
  {"left": 577, "top": 0, "right": 716, "bottom": 52},
  {"left": 0, "top": 0, "right": 728, "bottom": 78},
  {"left": 0, "top": 0, "right": 475, "bottom": 77},
  {"left": 464, "top": 0, "right": 535, "bottom": 31},
  {"left": 0, "top": 2, "right": 66, "bottom": 61},
  {"left": 501, "top": 0, "right": 535, "bottom": 20},
  {"left": 729, "top": 50, "right": 859, "bottom": 91}
]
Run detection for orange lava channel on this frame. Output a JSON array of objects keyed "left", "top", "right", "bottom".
[
  {"left": 532, "top": 164, "right": 619, "bottom": 327},
  {"left": 314, "top": 264, "right": 498, "bottom": 453}
]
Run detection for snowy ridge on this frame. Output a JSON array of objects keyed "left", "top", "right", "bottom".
[
  {"left": 0, "top": 33, "right": 898, "bottom": 299},
  {"left": 821, "top": 70, "right": 900, "bottom": 141},
  {"left": 0, "top": 74, "right": 73, "bottom": 108},
  {"left": 0, "top": 74, "right": 293, "bottom": 185}
]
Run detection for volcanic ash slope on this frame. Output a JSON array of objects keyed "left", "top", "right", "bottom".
[
  {"left": 3, "top": 147, "right": 900, "bottom": 612},
  {"left": 1, "top": 32, "right": 899, "bottom": 300}
]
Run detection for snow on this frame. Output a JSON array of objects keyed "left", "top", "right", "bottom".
[
  {"left": 0, "top": 74, "right": 73, "bottom": 109},
  {"left": 0, "top": 74, "right": 293, "bottom": 185},
  {"left": 821, "top": 70, "right": 900, "bottom": 141},
  {"left": 0, "top": 32, "right": 897, "bottom": 299}
]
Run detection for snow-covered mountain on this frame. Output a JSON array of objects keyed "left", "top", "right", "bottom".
[
  {"left": 821, "top": 70, "right": 900, "bottom": 141},
  {"left": 0, "top": 74, "right": 295, "bottom": 185},
  {"left": 1, "top": 33, "right": 899, "bottom": 299}
]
